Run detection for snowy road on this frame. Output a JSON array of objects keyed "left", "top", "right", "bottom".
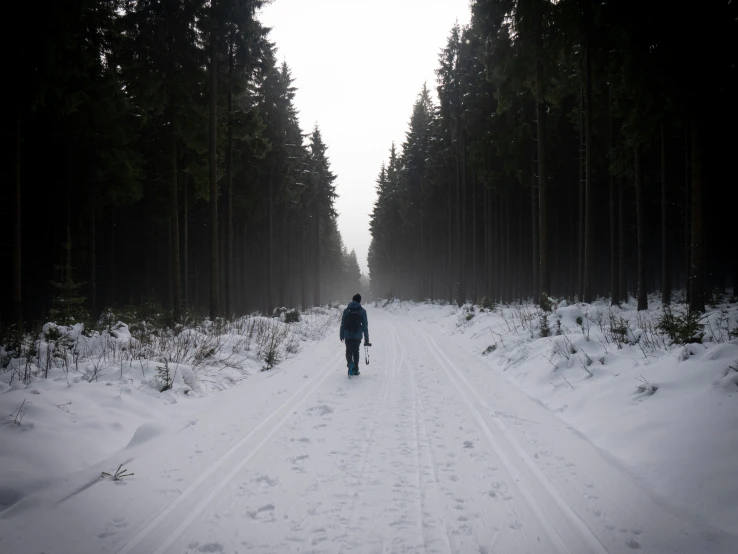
[{"left": 1, "top": 309, "right": 736, "bottom": 553}]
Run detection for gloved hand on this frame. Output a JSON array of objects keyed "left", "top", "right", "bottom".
[
  {"left": 340, "top": 338, "right": 344, "bottom": 343},
  {"left": 365, "top": 342, "right": 372, "bottom": 347}
]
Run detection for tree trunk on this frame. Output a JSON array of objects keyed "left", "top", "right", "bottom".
[
  {"left": 618, "top": 173, "right": 627, "bottom": 301},
  {"left": 517, "top": 188, "right": 523, "bottom": 301},
  {"left": 609, "top": 82, "right": 618, "bottom": 306},
  {"left": 89, "top": 183, "right": 96, "bottom": 318},
  {"left": 313, "top": 205, "right": 320, "bottom": 307},
  {"left": 456, "top": 122, "right": 463, "bottom": 306},
  {"left": 183, "top": 172, "right": 188, "bottom": 309},
  {"left": 684, "top": 127, "right": 691, "bottom": 303},
  {"left": 208, "top": 3, "right": 220, "bottom": 320},
  {"left": 301, "top": 211, "right": 307, "bottom": 309},
  {"left": 635, "top": 145, "right": 648, "bottom": 311},
  {"left": 110, "top": 208, "right": 116, "bottom": 304},
  {"left": 500, "top": 197, "right": 507, "bottom": 303},
  {"left": 583, "top": 40, "right": 594, "bottom": 304},
  {"left": 168, "top": 216, "right": 174, "bottom": 310},
  {"left": 448, "top": 174, "right": 453, "bottom": 303},
  {"left": 279, "top": 204, "right": 286, "bottom": 306},
  {"left": 472, "top": 168, "right": 477, "bottom": 303},
  {"left": 578, "top": 85, "right": 585, "bottom": 301},
  {"left": 14, "top": 113, "right": 22, "bottom": 327},
  {"left": 483, "top": 185, "right": 488, "bottom": 300},
  {"left": 531, "top": 164, "right": 539, "bottom": 304},
  {"left": 536, "top": 12, "right": 549, "bottom": 306},
  {"left": 66, "top": 190, "right": 72, "bottom": 283},
  {"left": 170, "top": 123, "right": 181, "bottom": 321},
  {"left": 268, "top": 166, "right": 274, "bottom": 313},
  {"left": 225, "top": 26, "right": 234, "bottom": 317},
  {"left": 461, "top": 134, "right": 467, "bottom": 304},
  {"left": 661, "top": 116, "right": 671, "bottom": 305},
  {"left": 689, "top": 121, "right": 705, "bottom": 313}
]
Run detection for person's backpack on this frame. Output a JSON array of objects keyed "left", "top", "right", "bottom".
[{"left": 345, "top": 308, "right": 362, "bottom": 333}]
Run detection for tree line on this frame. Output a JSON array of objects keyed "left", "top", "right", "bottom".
[
  {"left": 369, "top": 0, "right": 737, "bottom": 312},
  {"left": 2, "top": 0, "right": 362, "bottom": 331}
]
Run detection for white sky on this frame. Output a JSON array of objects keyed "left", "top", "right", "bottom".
[{"left": 259, "top": 0, "right": 472, "bottom": 274}]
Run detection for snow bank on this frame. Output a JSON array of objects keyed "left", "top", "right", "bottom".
[
  {"left": 0, "top": 307, "right": 340, "bottom": 512},
  {"left": 377, "top": 294, "right": 738, "bottom": 534}
]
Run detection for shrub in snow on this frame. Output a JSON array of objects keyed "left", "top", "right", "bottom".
[
  {"left": 539, "top": 311, "right": 551, "bottom": 338},
  {"left": 705, "top": 287, "right": 726, "bottom": 309},
  {"left": 0, "top": 326, "right": 35, "bottom": 380},
  {"left": 11, "top": 399, "right": 30, "bottom": 425},
  {"left": 154, "top": 360, "right": 174, "bottom": 392},
  {"left": 101, "top": 464, "right": 134, "bottom": 481},
  {"left": 48, "top": 271, "right": 89, "bottom": 327},
  {"left": 272, "top": 307, "right": 301, "bottom": 324},
  {"left": 715, "top": 361, "right": 738, "bottom": 390},
  {"left": 657, "top": 306, "right": 705, "bottom": 345},
  {"left": 284, "top": 308, "right": 301, "bottom": 324},
  {"left": 539, "top": 293, "right": 554, "bottom": 313},
  {"left": 635, "top": 376, "right": 658, "bottom": 397},
  {"left": 607, "top": 314, "right": 631, "bottom": 349}
]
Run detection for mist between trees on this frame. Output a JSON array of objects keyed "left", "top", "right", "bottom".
[
  {"left": 369, "top": 0, "right": 737, "bottom": 310},
  {"left": 2, "top": 0, "right": 364, "bottom": 333}
]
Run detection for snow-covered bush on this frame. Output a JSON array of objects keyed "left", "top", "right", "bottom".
[
  {"left": 0, "top": 305, "right": 341, "bottom": 389},
  {"left": 539, "top": 310, "right": 551, "bottom": 338},
  {"left": 284, "top": 308, "right": 300, "bottom": 324}
]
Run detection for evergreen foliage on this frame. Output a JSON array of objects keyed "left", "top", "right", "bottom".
[
  {"left": 368, "top": 0, "right": 738, "bottom": 310},
  {"left": 657, "top": 307, "right": 706, "bottom": 345},
  {"left": 3, "top": 0, "right": 351, "bottom": 329}
]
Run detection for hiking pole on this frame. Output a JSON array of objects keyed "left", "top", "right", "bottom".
[{"left": 365, "top": 342, "right": 371, "bottom": 365}]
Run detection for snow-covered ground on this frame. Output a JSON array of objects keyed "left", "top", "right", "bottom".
[
  {"left": 1, "top": 297, "right": 737, "bottom": 553},
  {"left": 0, "top": 308, "right": 338, "bottom": 517},
  {"left": 380, "top": 295, "right": 738, "bottom": 537}
]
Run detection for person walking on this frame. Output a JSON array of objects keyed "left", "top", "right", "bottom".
[{"left": 340, "top": 294, "right": 370, "bottom": 377}]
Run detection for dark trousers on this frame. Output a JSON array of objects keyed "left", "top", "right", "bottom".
[{"left": 345, "top": 338, "right": 361, "bottom": 368}]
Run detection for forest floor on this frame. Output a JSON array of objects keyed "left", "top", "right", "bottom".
[{"left": 0, "top": 296, "right": 737, "bottom": 553}]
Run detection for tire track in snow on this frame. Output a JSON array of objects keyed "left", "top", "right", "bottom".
[
  {"left": 392, "top": 322, "right": 427, "bottom": 553},
  {"left": 335, "top": 322, "right": 398, "bottom": 554},
  {"left": 412, "top": 321, "right": 610, "bottom": 554},
  {"left": 392, "top": 322, "right": 453, "bottom": 554},
  {"left": 117, "top": 350, "right": 344, "bottom": 554}
]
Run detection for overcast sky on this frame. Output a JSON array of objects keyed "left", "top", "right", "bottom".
[{"left": 259, "top": 0, "right": 472, "bottom": 274}]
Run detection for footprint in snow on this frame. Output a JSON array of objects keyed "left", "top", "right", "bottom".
[
  {"left": 247, "top": 504, "right": 276, "bottom": 521},
  {"left": 308, "top": 405, "right": 333, "bottom": 416},
  {"left": 464, "top": 440, "right": 474, "bottom": 449},
  {"left": 254, "top": 475, "right": 279, "bottom": 488},
  {"left": 187, "top": 542, "right": 224, "bottom": 553}
]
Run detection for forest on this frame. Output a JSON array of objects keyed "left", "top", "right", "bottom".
[
  {"left": 369, "top": 0, "right": 738, "bottom": 312},
  {"left": 1, "top": 0, "right": 362, "bottom": 332}
]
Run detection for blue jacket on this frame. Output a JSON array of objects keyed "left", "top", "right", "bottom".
[{"left": 340, "top": 301, "right": 369, "bottom": 342}]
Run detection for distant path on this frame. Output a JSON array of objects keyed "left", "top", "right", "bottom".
[{"left": 1, "top": 309, "right": 735, "bottom": 553}]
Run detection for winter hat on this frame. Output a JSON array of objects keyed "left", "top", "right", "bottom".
[{"left": 352, "top": 294, "right": 362, "bottom": 303}]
